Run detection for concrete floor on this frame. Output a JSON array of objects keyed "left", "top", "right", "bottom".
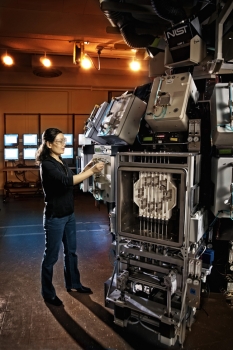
[{"left": 0, "top": 191, "right": 233, "bottom": 350}]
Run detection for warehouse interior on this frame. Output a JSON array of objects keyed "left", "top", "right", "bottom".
[{"left": 1, "top": 1, "right": 233, "bottom": 349}]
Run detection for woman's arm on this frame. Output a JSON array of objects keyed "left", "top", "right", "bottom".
[
  {"left": 82, "top": 158, "right": 96, "bottom": 172},
  {"left": 73, "top": 162, "right": 104, "bottom": 185}
]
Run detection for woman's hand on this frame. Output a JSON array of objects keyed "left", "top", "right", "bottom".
[
  {"left": 91, "top": 161, "right": 104, "bottom": 173},
  {"left": 73, "top": 161, "right": 104, "bottom": 185}
]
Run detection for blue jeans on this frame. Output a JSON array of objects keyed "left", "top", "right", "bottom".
[{"left": 41, "top": 212, "right": 82, "bottom": 299}]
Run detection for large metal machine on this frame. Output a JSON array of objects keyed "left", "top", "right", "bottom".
[
  {"left": 80, "top": 74, "right": 214, "bottom": 347},
  {"left": 79, "top": 1, "right": 233, "bottom": 347},
  {"left": 105, "top": 152, "right": 208, "bottom": 347}
]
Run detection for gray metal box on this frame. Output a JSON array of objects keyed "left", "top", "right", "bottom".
[
  {"left": 211, "top": 157, "right": 233, "bottom": 218},
  {"left": 145, "top": 72, "right": 198, "bottom": 132},
  {"left": 84, "top": 102, "right": 109, "bottom": 144},
  {"left": 210, "top": 83, "right": 233, "bottom": 146},
  {"left": 190, "top": 210, "right": 208, "bottom": 243},
  {"left": 97, "top": 93, "right": 147, "bottom": 145}
]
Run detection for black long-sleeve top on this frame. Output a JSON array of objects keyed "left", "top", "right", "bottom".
[{"left": 40, "top": 156, "right": 74, "bottom": 218}]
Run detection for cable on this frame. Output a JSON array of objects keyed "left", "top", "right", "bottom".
[
  {"left": 152, "top": 105, "right": 167, "bottom": 120},
  {"left": 14, "top": 171, "right": 27, "bottom": 182},
  {"left": 195, "top": 245, "right": 206, "bottom": 259},
  {"left": 139, "top": 320, "right": 159, "bottom": 334},
  {"left": 208, "top": 210, "right": 230, "bottom": 230},
  {"left": 128, "top": 317, "right": 139, "bottom": 325}
]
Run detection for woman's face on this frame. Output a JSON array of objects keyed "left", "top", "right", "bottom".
[{"left": 47, "top": 133, "right": 67, "bottom": 156}]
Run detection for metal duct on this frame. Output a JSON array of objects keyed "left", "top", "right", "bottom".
[
  {"left": 101, "top": 2, "right": 161, "bottom": 48},
  {"left": 150, "top": 0, "right": 187, "bottom": 25},
  {"left": 120, "top": 18, "right": 161, "bottom": 49},
  {"left": 100, "top": 0, "right": 187, "bottom": 52}
]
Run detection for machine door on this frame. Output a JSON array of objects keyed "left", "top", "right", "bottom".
[{"left": 117, "top": 166, "right": 187, "bottom": 247}]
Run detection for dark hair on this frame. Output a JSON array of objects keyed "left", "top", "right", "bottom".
[{"left": 35, "top": 127, "right": 62, "bottom": 164}]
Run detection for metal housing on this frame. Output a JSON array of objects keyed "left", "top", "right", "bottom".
[{"left": 105, "top": 152, "right": 206, "bottom": 347}]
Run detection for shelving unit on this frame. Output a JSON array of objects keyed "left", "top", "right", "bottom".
[{"left": 2, "top": 167, "right": 42, "bottom": 201}]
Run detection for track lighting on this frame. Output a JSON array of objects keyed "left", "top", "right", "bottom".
[
  {"left": 129, "top": 49, "right": 141, "bottom": 71},
  {"left": 80, "top": 55, "right": 92, "bottom": 69},
  {"left": 130, "top": 58, "right": 141, "bottom": 71},
  {"left": 73, "top": 42, "right": 84, "bottom": 64},
  {"left": 40, "top": 54, "right": 51, "bottom": 67},
  {"left": 2, "top": 53, "right": 13, "bottom": 66},
  {"left": 73, "top": 41, "right": 99, "bottom": 70}
]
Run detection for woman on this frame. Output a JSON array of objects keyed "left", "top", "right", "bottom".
[{"left": 36, "top": 127, "right": 104, "bottom": 306}]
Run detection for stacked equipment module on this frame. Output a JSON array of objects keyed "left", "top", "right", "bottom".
[{"left": 105, "top": 152, "right": 208, "bottom": 347}]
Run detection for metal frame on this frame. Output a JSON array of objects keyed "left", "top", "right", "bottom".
[{"left": 105, "top": 151, "right": 202, "bottom": 347}]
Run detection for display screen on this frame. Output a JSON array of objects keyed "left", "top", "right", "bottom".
[
  {"left": 64, "top": 134, "right": 73, "bottom": 146},
  {"left": 23, "top": 134, "right": 38, "bottom": 146},
  {"left": 218, "top": 149, "right": 232, "bottom": 155},
  {"left": 4, "top": 134, "right": 19, "bottom": 147},
  {"left": 23, "top": 148, "right": 37, "bottom": 160},
  {"left": 62, "top": 147, "right": 74, "bottom": 159},
  {"left": 4, "top": 148, "right": 19, "bottom": 161}
]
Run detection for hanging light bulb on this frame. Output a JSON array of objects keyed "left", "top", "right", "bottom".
[
  {"left": 80, "top": 55, "right": 92, "bottom": 69},
  {"left": 40, "top": 54, "right": 51, "bottom": 67},
  {"left": 130, "top": 59, "right": 141, "bottom": 71},
  {"left": 2, "top": 53, "right": 14, "bottom": 66}
]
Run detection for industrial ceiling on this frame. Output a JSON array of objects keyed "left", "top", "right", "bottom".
[{"left": 0, "top": 0, "right": 232, "bottom": 75}]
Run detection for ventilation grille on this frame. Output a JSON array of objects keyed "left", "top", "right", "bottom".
[{"left": 32, "top": 68, "right": 62, "bottom": 78}]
